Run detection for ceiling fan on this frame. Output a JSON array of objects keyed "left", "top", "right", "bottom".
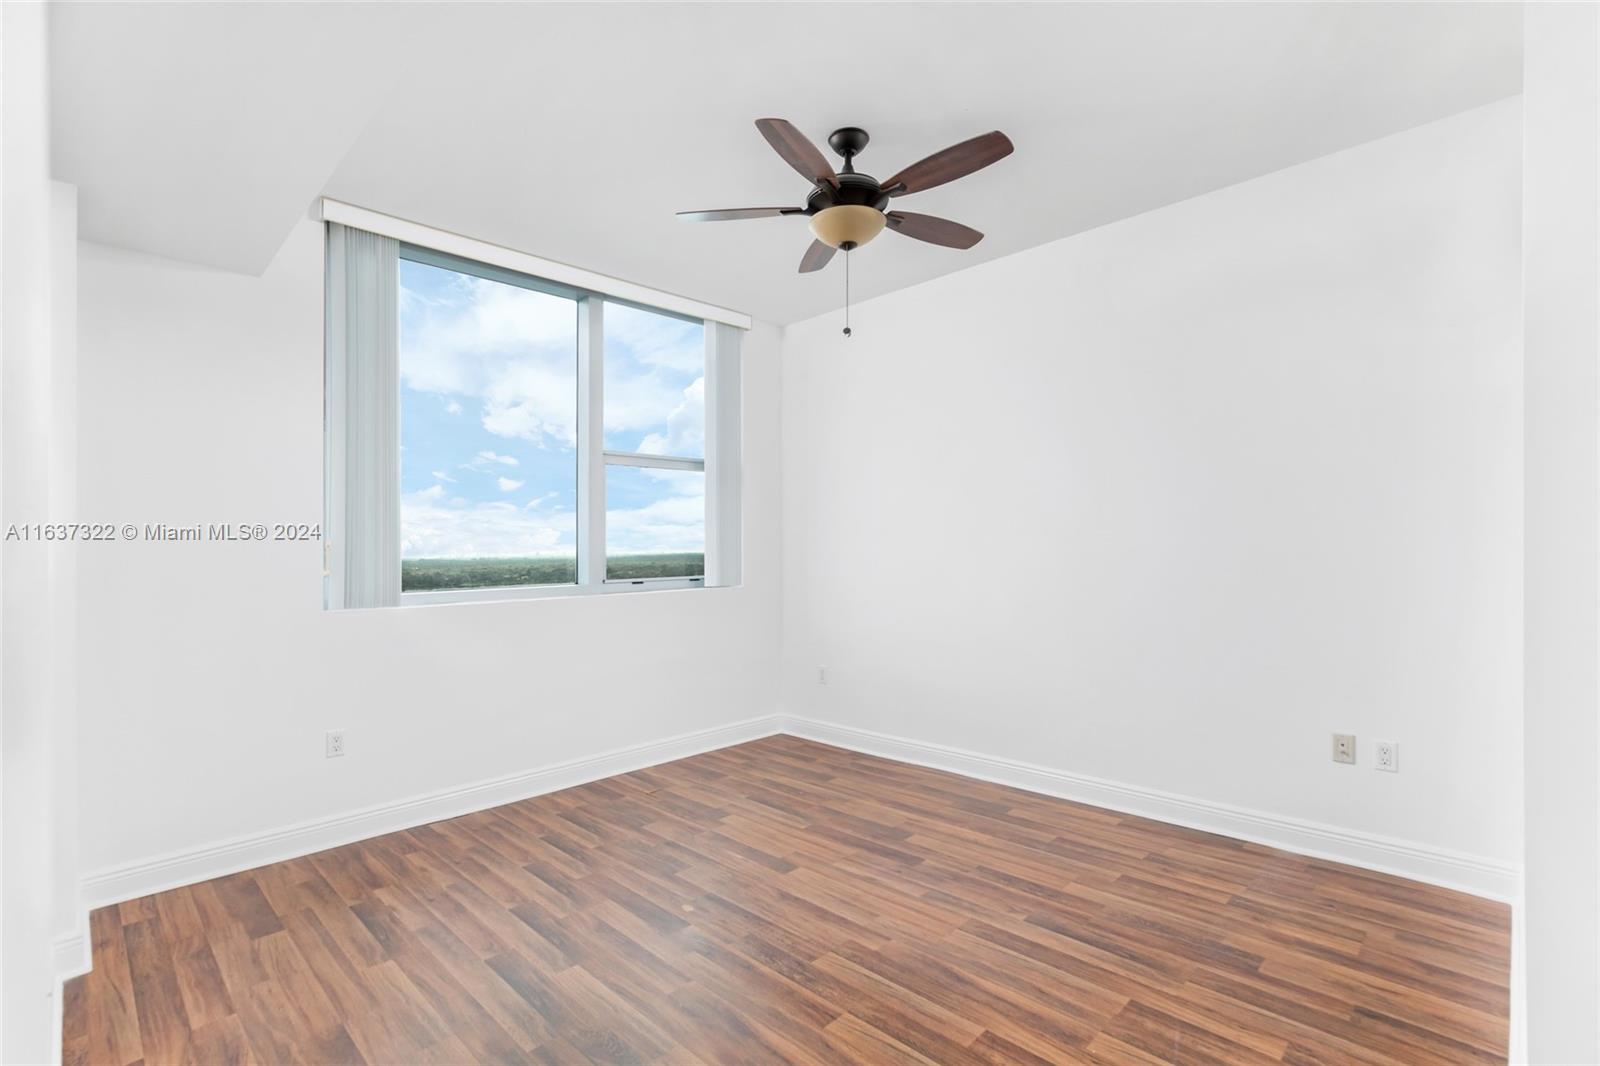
[{"left": 678, "top": 120, "right": 1015, "bottom": 275}]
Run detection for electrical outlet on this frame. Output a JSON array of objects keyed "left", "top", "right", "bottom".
[
  {"left": 325, "top": 730, "right": 346, "bottom": 758},
  {"left": 818, "top": 666, "right": 829, "bottom": 685},
  {"left": 1332, "top": 733, "right": 1355, "bottom": 764},
  {"left": 1375, "top": 740, "right": 1398, "bottom": 772}
]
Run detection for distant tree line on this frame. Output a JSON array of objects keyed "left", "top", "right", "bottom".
[{"left": 401, "top": 554, "right": 704, "bottom": 591}]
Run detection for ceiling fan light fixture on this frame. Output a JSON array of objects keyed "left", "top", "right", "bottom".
[
  {"left": 678, "top": 121, "right": 1013, "bottom": 278},
  {"left": 809, "top": 205, "right": 886, "bottom": 249}
]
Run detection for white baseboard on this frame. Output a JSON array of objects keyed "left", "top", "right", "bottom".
[
  {"left": 781, "top": 715, "right": 1522, "bottom": 903},
  {"left": 80, "top": 710, "right": 1520, "bottom": 912},
  {"left": 81, "top": 714, "right": 785, "bottom": 908},
  {"left": 1507, "top": 895, "right": 1527, "bottom": 1064},
  {"left": 53, "top": 922, "right": 91, "bottom": 982}
]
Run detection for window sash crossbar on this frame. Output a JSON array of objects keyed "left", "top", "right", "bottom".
[{"left": 602, "top": 450, "right": 704, "bottom": 473}]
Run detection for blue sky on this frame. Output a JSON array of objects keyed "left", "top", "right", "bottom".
[{"left": 398, "top": 258, "right": 704, "bottom": 560}]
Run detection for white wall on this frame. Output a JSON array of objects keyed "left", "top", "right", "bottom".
[
  {"left": 49, "top": 178, "right": 85, "bottom": 1007},
  {"left": 781, "top": 99, "right": 1523, "bottom": 885},
  {"left": 1521, "top": 5, "right": 1600, "bottom": 1062},
  {"left": 73, "top": 218, "right": 783, "bottom": 888},
  {"left": 2, "top": 3, "right": 74, "bottom": 1061}
]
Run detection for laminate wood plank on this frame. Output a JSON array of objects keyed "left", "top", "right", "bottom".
[
  {"left": 840, "top": 938, "right": 1104, "bottom": 1057},
  {"left": 562, "top": 910, "right": 690, "bottom": 1006},
  {"left": 361, "top": 958, "right": 458, "bottom": 1059},
  {"left": 362, "top": 901, "right": 525, "bottom": 1058},
  {"left": 944, "top": 926, "right": 1133, "bottom": 1027},
  {"left": 279, "top": 906, "right": 377, "bottom": 1022},
  {"left": 118, "top": 896, "right": 158, "bottom": 927},
  {"left": 1097, "top": 998, "right": 1285, "bottom": 1065},
  {"left": 123, "top": 919, "right": 191, "bottom": 1066},
  {"left": 674, "top": 926, "right": 840, "bottom": 1034},
  {"left": 1256, "top": 951, "right": 1508, "bottom": 1046},
  {"left": 551, "top": 962, "right": 684, "bottom": 1062},
  {"left": 193, "top": 923, "right": 263, "bottom": 1014},
  {"left": 726, "top": 945, "right": 984, "bottom": 1066},
  {"left": 171, "top": 943, "right": 233, "bottom": 1030},
  {"left": 302, "top": 885, "right": 391, "bottom": 968},
  {"left": 247, "top": 861, "right": 310, "bottom": 925},
  {"left": 681, "top": 861, "right": 898, "bottom": 953},
  {"left": 968, "top": 1027, "right": 1073, "bottom": 1066},
  {"left": 662, "top": 981, "right": 802, "bottom": 1065},
  {"left": 410, "top": 920, "right": 557, "bottom": 1054},
  {"left": 151, "top": 887, "right": 208, "bottom": 960},
  {"left": 1166, "top": 973, "right": 1400, "bottom": 1066},
  {"left": 253, "top": 930, "right": 349, "bottom": 1048},
  {"left": 186, "top": 1014, "right": 255, "bottom": 1066},
  {"left": 84, "top": 906, "right": 144, "bottom": 1066},
  {"left": 211, "top": 874, "right": 283, "bottom": 940},
  {"left": 63, "top": 736, "right": 1509, "bottom": 1064},
  {"left": 959, "top": 916, "right": 1181, "bottom": 999},
  {"left": 228, "top": 982, "right": 309, "bottom": 1066},
  {"left": 62, "top": 972, "right": 90, "bottom": 1066},
  {"left": 821, "top": 1013, "right": 938, "bottom": 1065},
  {"left": 662, "top": 955, "right": 845, "bottom": 1066}
]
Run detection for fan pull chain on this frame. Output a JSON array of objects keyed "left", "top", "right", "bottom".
[{"left": 843, "top": 247, "right": 853, "bottom": 338}]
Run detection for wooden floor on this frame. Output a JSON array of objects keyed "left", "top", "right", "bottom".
[{"left": 64, "top": 735, "right": 1510, "bottom": 1065}]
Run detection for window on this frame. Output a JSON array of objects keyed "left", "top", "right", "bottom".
[
  {"left": 398, "top": 252, "right": 579, "bottom": 592},
  {"left": 603, "top": 302, "right": 706, "bottom": 582},
  {"left": 323, "top": 207, "right": 743, "bottom": 609}
]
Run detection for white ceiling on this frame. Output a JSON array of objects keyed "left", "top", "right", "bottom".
[{"left": 52, "top": 3, "right": 1521, "bottom": 325}]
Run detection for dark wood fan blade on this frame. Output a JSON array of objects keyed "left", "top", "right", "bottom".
[
  {"left": 883, "top": 131, "right": 1014, "bottom": 196},
  {"left": 799, "top": 240, "right": 836, "bottom": 273},
  {"left": 756, "top": 118, "right": 838, "bottom": 188},
  {"left": 677, "top": 208, "right": 802, "bottom": 222},
  {"left": 886, "top": 211, "right": 984, "bottom": 249}
]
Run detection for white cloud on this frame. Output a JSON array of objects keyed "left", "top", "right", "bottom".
[
  {"left": 497, "top": 476, "right": 524, "bottom": 492},
  {"left": 523, "top": 491, "right": 560, "bottom": 511},
  {"left": 402, "top": 470, "right": 698, "bottom": 557},
  {"left": 401, "top": 268, "right": 578, "bottom": 449},
  {"left": 635, "top": 376, "right": 704, "bottom": 457},
  {"left": 471, "top": 450, "right": 519, "bottom": 468},
  {"left": 431, "top": 470, "right": 456, "bottom": 483},
  {"left": 401, "top": 488, "right": 574, "bottom": 558},
  {"left": 597, "top": 304, "right": 704, "bottom": 454},
  {"left": 605, "top": 468, "right": 706, "bottom": 554},
  {"left": 482, "top": 362, "right": 578, "bottom": 445},
  {"left": 604, "top": 303, "right": 703, "bottom": 373},
  {"left": 444, "top": 400, "right": 463, "bottom": 415}
]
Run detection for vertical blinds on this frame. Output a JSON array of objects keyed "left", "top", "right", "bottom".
[{"left": 324, "top": 222, "right": 400, "bottom": 610}]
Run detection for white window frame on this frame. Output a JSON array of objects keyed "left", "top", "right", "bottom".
[{"left": 324, "top": 201, "right": 742, "bottom": 608}]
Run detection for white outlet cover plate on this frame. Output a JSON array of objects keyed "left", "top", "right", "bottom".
[{"left": 1375, "top": 740, "right": 1398, "bottom": 772}]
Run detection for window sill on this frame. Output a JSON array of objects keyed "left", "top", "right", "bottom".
[{"left": 400, "top": 576, "right": 707, "bottom": 608}]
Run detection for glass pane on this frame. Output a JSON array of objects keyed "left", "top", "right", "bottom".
[
  {"left": 605, "top": 465, "right": 704, "bottom": 579},
  {"left": 399, "top": 256, "right": 578, "bottom": 591},
  {"left": 603, "top": 302, "right": 704, "bottom": 458}
]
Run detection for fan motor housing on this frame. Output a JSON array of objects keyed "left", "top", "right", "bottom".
[{"left": 807, "top": 172, "right": 890, "bottom": 215}]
